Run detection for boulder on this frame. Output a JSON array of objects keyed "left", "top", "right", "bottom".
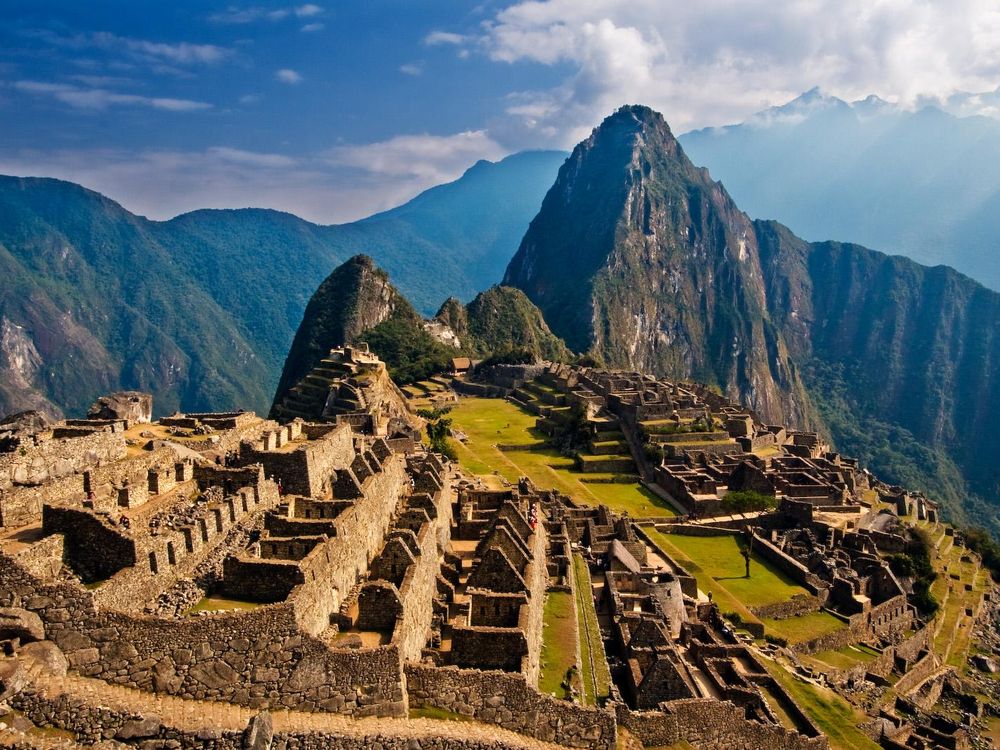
[
  {"left": 19, "top": 641, "right": 68, "bottom": 677},
  {"left": 116, "top": 716, "right": 162, "bottom": 740},
  {"left": 243, "top": 711, "right": 273, "bottom": 750},
  {"left": 0, "top": 608, "right": 44, "bottom": 643},
  {"left": 88, "top": 392, "right": 153, "bottom": 424}
]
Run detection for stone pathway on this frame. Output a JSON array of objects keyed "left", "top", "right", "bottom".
[{"left": 25, "top": 667, "right": 565, "bottom": 750}]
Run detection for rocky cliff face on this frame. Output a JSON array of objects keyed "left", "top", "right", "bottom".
[
  {"left": 505, "top": 104, "right": 1000, "bottom": 532},
  {"left": 271, "top": 255, "right": 416, "bottom": 412},
  {"left": 505, "top": 105, "right": 811, "bottom": 426}
]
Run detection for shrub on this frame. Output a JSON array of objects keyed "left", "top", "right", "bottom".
[{"left": 720, "top": 490, "right": 776, "bottom": 514}]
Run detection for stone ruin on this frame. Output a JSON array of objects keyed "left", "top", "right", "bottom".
[{"left": 0, "top": 352, "right": 992, "bottom": 750}]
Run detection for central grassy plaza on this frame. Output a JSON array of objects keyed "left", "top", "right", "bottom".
[{"left": 447, "top": 397, "right": 677, "bottom": 518}]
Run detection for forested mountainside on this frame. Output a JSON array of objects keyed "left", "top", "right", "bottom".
[
  {"left": 271, "top": 255, "right": 570, "bottom": 414},
  {"left": 0, "top": 150, "right": 563, "bottom": 417}
]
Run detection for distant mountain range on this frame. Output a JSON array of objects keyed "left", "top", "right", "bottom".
[
  {"left": 505, "top": 105, "right": 1000, "bottom": 535},
  {"left": 0, "top": 150, "right": 565, "bottom": 417},
  {"left": 680, "top": 88, "right": 1000, "bottom": 292}
]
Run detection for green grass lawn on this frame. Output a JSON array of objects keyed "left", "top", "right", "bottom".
[
  {"left": 651, "top": 531, "right": 807, "bottom": 608},
  {"left": 573, "top": 554, "right": 612, "bottom": 705},
  {"left": 409, "top": 706, "right": 475, "bottom": 723},
  {"left": 539, "top": 590, "right": 578, "bottom": 699},
  {"left": 763, "top": 610, "right": 848, "bottom": 645},
  {"left": 448, "top": 397, "right": 677, "bottom": 517},
  {"left": 809, "top": 644, "right": 882, "bottom": 671},
  {"left": 762, "top": 657, "right": 880, "bottom": 750}
]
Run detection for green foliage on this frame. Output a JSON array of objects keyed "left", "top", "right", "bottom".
[
  {"left": 898, "top": 527, "right": 939, "bottom": 616},
  {"left": 424, "top": 414, "right": 457, "bottom": 460},
  {"left": 476, "top": 348, "right": 536, "bottom": 368},
  {"left": 461, "top": 286, "right": 571, "bottom": 362},
  {"left": 358, "top": 317, "right": 454, "bottom": 386},
  {"left": 549, "top": 403, "right": 592, "bottom": 457},
  {"left": 960, "top": 527, "right": 1000, "bottom": 581},
  {"left": 720, "top": 490, "right": 776, "bottom": 514}
]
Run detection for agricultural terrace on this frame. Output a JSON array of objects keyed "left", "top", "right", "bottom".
[{"left": 447, "top": 397, "right": 677, "bottom": 518}]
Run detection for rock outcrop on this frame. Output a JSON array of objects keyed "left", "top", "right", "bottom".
[{"left": 505, "top": 105, "right": 812, "bottom": 426}]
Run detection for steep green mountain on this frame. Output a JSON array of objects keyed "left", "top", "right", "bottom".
[
  {"left": 505, "top": 105, "right": 812, "bottom": 426},
  {"left": 505, "top": 104, "right": 1000, "bottom": 533},
  {"left": 272, "top": 259, "right": 571, "bottom": 412},
  {"left": 0, "top": 150, "right": 563, "bottom": 417},
  {"left": 679, "top": 90, "right": 1000, "bottom": 292},
  {"left": 436, "top": 286, "right": 571, "bottom": 361}
]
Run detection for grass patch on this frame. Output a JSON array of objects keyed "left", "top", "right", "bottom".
[
  {"left": 574, "top": 554, "right": 612, "bottom": 704},
  {"left": 653, "top": 532, "right": 808, "bottom": 608},
  {"left": 539, "top": 591, "right": 578, "bottom": 699},
  {"left": 764, "top": 611, "right": 846, "bottom": 645},
  {"left": 762, "top": 657, "right": 880, "bottom": 750},
  {"left": 810, "top": 644, "right": 881, "bottom": 671},
  {"left": 448, "top": 397, "right": 677, "bottom": 517}
]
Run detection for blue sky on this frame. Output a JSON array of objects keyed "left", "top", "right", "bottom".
[{"left": 2, "top": 0, "right": 999, "bottom": 223}]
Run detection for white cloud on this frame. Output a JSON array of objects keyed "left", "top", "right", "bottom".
[
  {"left": 399, "top": 62, "right": 424, "bottom": 76},
  {"left": 424, "top": 31, "right": 467, "bottom": 46},
  {"left": 14, "top": 80, "right": 211, "bottom": 111},
  {"left": 0, "top": 134, "right": 505, "bottom": 223},
  {"left": 28, "top": 29, "right": 230, "bottom": 67},
  {"left": 295, "top": 4, "right": 323, "bottom": 18},
  {"left": 275, "top": 68, "right": 303, "bottom": 84},
  {"left": 478, "top": 0, "right": 1000, "bottom": 142},
  {"left": 300, "top": 23, "right": 324, "bottom": 32},
  {"left": 210, "top": 4, "right": 323, "bottom": 23},
  {"left": 324, "top": 130, "right": 506, "bottom": 182}
]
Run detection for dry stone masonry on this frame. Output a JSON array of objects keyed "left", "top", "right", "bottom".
[{"left": 0, "top": 352, "right": 994, "bottom": 750}]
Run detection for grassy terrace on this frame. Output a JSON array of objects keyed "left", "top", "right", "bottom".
[
  {"left": 539, "top": 590, "right": 577, "bottom": 699},
  {"left": 807, "top": 644, "right": 881, "bottom": 672},
  {"left": 573, "top": 554, "right": 611, "bottom": 704},
  {"left": 642, "top": 527, "right": 845, "bottom": 643},
  {"left": 448, "top": 397, "right": 677, "bottom": 518},
  {"left": 761, "top": 656, "right": 880, "bottom": 750},
  {"left": 538, "top": 557, "right": 611, "bottom": 705}
]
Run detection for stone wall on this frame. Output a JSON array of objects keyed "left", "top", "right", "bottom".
[
  {"left": 237, "top": 424, "right": 353, "bottom": 497},
  {"left": 11, "top": 688, "right": 582, "bottom": 750},
  {"left": 793, "top": 594, "right": 913, "bottom": 654},
  {"left": 284, "top": 453, "right": 408, "bottom": 635},
  {"left": 0, "top": 546, "right": 406, "bottom": 717},
  {"left": 616, "top": 699, "right": 829, "bottom": 750},
  {"left": 405, "top": 664, "right": 616, "bottom": 750},
  {"left": 3, "top": 444, "right": 182, "bottom": 530},
  {"left": 389, "top": 487, "right": 453, "bottom": 661}
]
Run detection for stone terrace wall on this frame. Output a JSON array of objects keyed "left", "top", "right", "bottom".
[
  {"left": 405, "top": 664, "right": 616, "bottom": 750},
  {"left": 0, "top": 429, "right": 125, "bottom": 491},
  {"left": 390, "top": 488, "right": 454, "bottom": 661},
  {"left": 0, "top": 549, "right": 406, "bottom": 717},
  {"left": 794, "top": 594, "right": 913, "bottom": 655},
  {"left": 12, "top": 689, "right": 576, "bottom": 750},
  {"left": 616, "top": 699, "right": 829, "bottom": 750}
]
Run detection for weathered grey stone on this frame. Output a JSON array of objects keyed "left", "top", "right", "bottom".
[
  {"left": 116, "top": 716, "right": 163, "bottom": 740},
  {"left": 243, "top": 711, "right": 274, "bottom": 750},
  {"left": 18, "top": 641, "right": 68, "bottom": 677},
  {"left": 0, "top": 608, "right": 44, "bottom": 643}
]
